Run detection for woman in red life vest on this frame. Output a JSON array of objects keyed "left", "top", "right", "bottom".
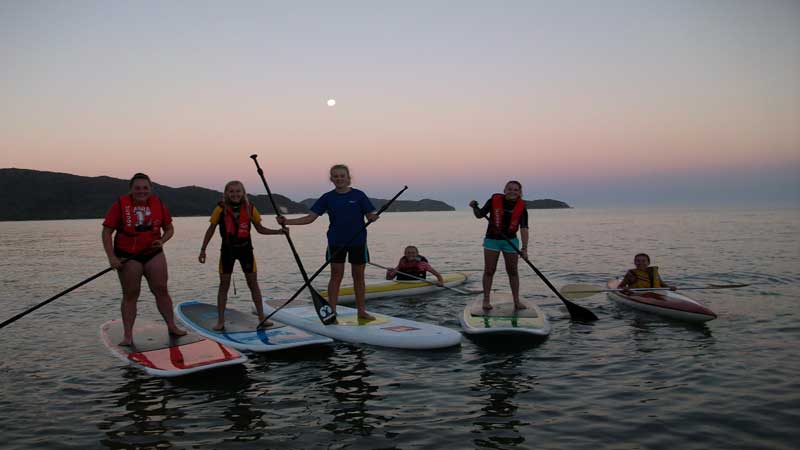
[
  {"left": 386, "top": 245, "right": 445, "bottom": 285},
  {"left": 101, "top": 173, "right": 186, "bottom": 346},
  {"left": 469, "top": 180, "right": 529, "bottom": 311},
  {"left": 198, "top": 180, "right": 287, "bottom": 330}
]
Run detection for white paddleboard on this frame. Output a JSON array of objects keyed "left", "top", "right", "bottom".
[
  {"left": 100, "top": 319, "right": 247, "bottom": 377},
  {"left": 260, "top": 298, "right": 462, "bottom": 350},
  {"left": 175, "top": 301, "right": 332, "bottom": 352},
  {"left": 459, "top": 293, "right": 551, "bottom": 340}
]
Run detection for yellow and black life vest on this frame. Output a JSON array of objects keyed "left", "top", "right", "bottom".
[{"left": 628, "top": 267, "right": 662, "bottom": 288}]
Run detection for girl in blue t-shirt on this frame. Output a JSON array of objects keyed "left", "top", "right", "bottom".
[{"left": 277, "top": 164, "right": 379, "bottom": 321}]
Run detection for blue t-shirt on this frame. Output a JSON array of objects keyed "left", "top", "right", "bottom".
[{"left": 311, "top": 188, "right": 376, "bottom": 245}]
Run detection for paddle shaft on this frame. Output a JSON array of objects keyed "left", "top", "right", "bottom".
[
  {"left": 367, "top": 261, "right": 480, "bottom": 295},
  {"left": 250, "top": 154, "right": 336, "bottom": 324},
  {"left": 0, "top": 258, "right": 130, "bottom": 330},
  {"left": 472, "top": 205, "right": 599, "bottom": 322},
  {"left": 258, "top": 185, "right": 408, "bottom": 327}
]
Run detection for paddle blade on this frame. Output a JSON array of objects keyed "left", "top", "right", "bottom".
[
  {"left": 560, "top": 284, "right": 604, "bottom": 300},
  {"left": 562, "top": 298, "right": 599, "bottom": 321},
  {"left": 309, "top": 287, "right": 337, "bottom": 325}
]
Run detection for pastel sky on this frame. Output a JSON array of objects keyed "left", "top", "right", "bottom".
[{"left": 2, "top": 1, "right": 798, "bottom": 207}]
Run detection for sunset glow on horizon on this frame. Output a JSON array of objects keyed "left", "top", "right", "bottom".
[{"left": 1, "top": 1, "right": 798, "bottom": 207}]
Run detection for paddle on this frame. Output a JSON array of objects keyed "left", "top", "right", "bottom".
[
  {"left": 250, "top": 154, "right": 337, "bottom": 325},
  {"left": 560, "top": 283, "right": 751, "bottom": 300},
  {"left": 367, "top": 261, "right": 483, "bottom": 295},
  {"left": 257, "top": 185, "right": 408, "bottom": 328},
  {"left": 0, "top": 258, "right": 131, "bottom": 330},
  {"left": 471, "top": 204, "right": 599, "bottom": 322}
]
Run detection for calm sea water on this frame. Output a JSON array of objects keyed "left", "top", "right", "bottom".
[{"left": 1, "top": 208, "right": 798, "bottom": 450}]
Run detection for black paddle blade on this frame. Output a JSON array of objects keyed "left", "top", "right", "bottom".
[
  {"left": 562, "top": 298, "right": 599, "bottom": 322},
  {"left": 309, "top": 287, "right": 337, "bottom": 325}
]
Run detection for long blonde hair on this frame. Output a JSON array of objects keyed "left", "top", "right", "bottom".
[{"left": 223, "top": 180, "right": 248, "bottom": 206}]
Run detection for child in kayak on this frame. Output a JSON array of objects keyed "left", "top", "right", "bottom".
[
  {"left": 469, "top": 180, "right": 529, "bottom": 311},
  {"left": 199, "top": 180, "right": 287, "bottom": 330},
  {"left": 385, "top": 245, "right": 445, "bottom": 286},
  {"left": 277, "top": 164, "right": 379, "bottom": 321},
  {"left": 618, "top": 253, "right": 677, "bottom": 292}
]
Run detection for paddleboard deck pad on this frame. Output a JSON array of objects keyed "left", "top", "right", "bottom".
[
  {"left": 460, "top": 293, "right": 551, "bottom": 339},
  {"left": 175, "top": 301, "right": 332, "bottom": 352},
  {"left": 320, "top": 272, "right": 469, "bottom": 304},
  {"left": 606, "top": 279, "right": 717, "bottom": 323},
  {"left": 100, "top": 319, "right": 247, "bottom": 377},
  {"left": 261, "top": 299, "right": 462, "bottom": 350}
]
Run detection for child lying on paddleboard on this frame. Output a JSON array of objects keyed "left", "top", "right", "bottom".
[{"left": 386, "top": 245, "right": 445, "bottom": 286}]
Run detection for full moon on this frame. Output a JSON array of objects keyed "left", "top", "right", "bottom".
[{"left": 327, "top": 99, "right": 336, "bottom": 107}]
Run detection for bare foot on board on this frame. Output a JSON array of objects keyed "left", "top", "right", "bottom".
[
  {"left": 514, "top": 302, "right": 527, "bottom": 310},
  {"left": 212, "top": 322, "right": 225, "bottom": 331},
  {"left": 257, "top": 320, "right": 274, "bottom": 329},
  {"left": 118, "top": 338, "right": 133, "bottom": 347},
  {"left": 357, "top": 312, "right": 376, "bottom": 322},
  {"left": 482, "top": 300, "right": 493, "bottom": 311},
  {"left": 169, "top": 326, "right": 188, "bottom": 336}
]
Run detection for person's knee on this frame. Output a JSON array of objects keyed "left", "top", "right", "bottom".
[
  {"left": 149, "top": 284, "right": 169, "bottom": 297},
  {"left": 121, "top": 290, "right": 140, "bottom": 302},
  {"left": 506, "top": 268, "right": 519, "bottom": 277},
  {"left": 484, "top": 266, "right": 497, "bottom": 276}
]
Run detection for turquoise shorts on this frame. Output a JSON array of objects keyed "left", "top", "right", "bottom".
[{"left": 483, "top": 237, "right": 520, "bottom": 254}]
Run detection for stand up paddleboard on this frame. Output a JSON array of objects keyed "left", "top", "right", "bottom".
[
  {"left": 460, "top": 293, "right": 551, "bottom": 342},
  {"left": 319, "top": 272, "right": 468, "bottom": 304},
  {"left": 175, "top": 301, "right": 332, "bottom": 352},
  {"left": 606, "top": 279, "right": 717, "bottom": 323},
  {"left": 100, "top": 319, "right": 247, "bottom": 377},
  {"left": 260, "top": 299, "right": 462, "bottom": 350}
]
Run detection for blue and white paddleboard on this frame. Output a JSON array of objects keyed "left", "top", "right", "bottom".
[
  {"left": 260, "top": 298, "right": 462, "bottom": 350},
  {"left": 175, "top": 301, "right": 332, "bottom": 352}
]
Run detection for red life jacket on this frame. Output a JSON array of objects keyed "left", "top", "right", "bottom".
[
  {"left": 491, "top": 193, "right": 525, "bottom": 234},
  {"left": 115, "top": 194, "right": 165, "bottom": 254},
  {"left": 220, "top": 202, "right": 252, "bottom": 243},
  {"left": 396, "top": 256, "right": 430, "bottom": 280}
]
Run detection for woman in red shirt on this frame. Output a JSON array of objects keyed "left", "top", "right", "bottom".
[{"left": 101, "top": 173, "right": 186, "bottom": 346}]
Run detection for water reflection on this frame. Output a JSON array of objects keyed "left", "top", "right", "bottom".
[
  {"left": 471, "top": 354, "right": 536, "bottom": 449},
  {"left": 321, "top": 345, "right": 390, "bottom": 436},
  {"left": 97, "top": 365, "right": 249, "bottom": 449}
]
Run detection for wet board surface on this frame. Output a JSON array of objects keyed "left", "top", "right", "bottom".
[
  {"left": 100, "top": 319, "right": 247, "bottom": 377},
  {"left": 176, "top": 301, "right": 332, "bottom": 352},
  {"left": 261, "top": 299, "right": 462, "bottom": 350},
  {"left": 460, "top": 293, "right": 551, "bottom": 337}
]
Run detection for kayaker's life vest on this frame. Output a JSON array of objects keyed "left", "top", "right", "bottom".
[
  {"left": 628, "top": 267, "right": 662, "bottom": 289},
  {"left": 491, "top": 193, "right": 525, "bottom": 234},
  {"left": 218, "top": 201, "right": 253, "bottom": 245},
  {"left": 114, "top": 194, "right": 165, "bottom": 254},
  {"left": 396, "top": 256, "right": 430, "bottom": 280}
]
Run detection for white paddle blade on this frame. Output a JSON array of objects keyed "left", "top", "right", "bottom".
[{"left": 559, "top": 283, "right": 604, "bottom": 300}]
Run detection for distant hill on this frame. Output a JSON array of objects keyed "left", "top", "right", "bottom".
[
  {"left": 0, "top": 168, "right": 307, "bottom": 221},
  {"left": 525, "top": 199, "right": 571, "bottom": 209},
  {"left": 300, "top": 197, "right": 455, "bottom": 212},
  {"left": 0, "top": 168, "right": 460, "bottom": 221}
]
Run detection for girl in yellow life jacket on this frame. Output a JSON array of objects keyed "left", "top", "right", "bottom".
[
  {"left": 618, "top": 253, "right": 676, "bottom": 291},
  {"left": 198, "top": 180, "right": 287, "bottom": 330}
]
